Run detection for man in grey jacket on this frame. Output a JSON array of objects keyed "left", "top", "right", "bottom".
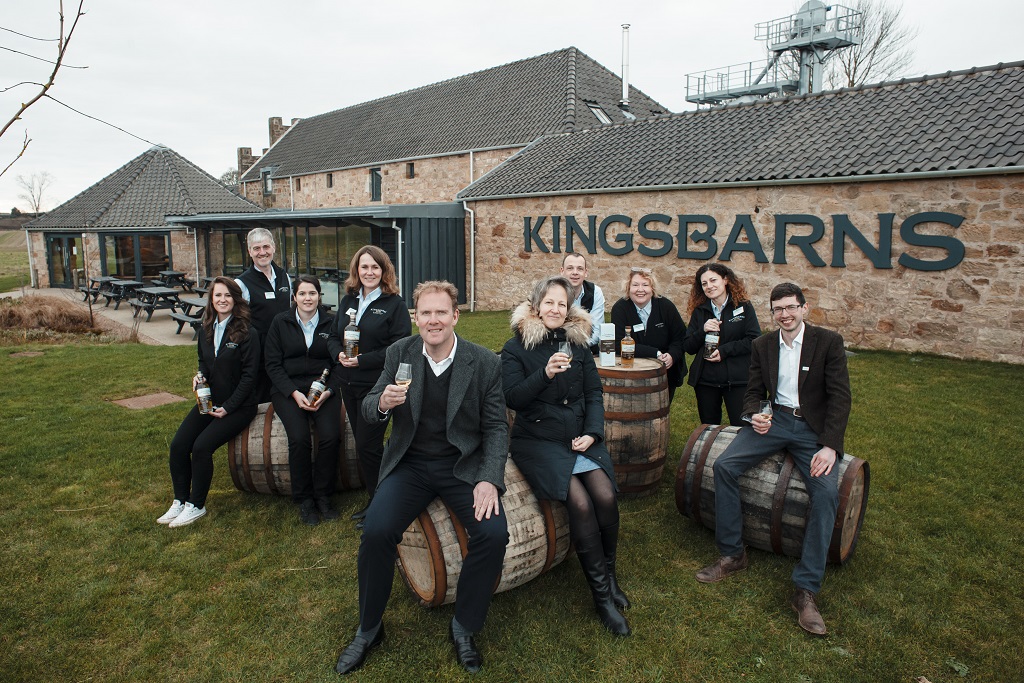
[{"left": 335, "top": 280, "right": 509, "bottom": 675}]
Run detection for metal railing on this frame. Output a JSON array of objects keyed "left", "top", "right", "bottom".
[{"left": 755, "top": 3, "right": 862, "bottom": 48}]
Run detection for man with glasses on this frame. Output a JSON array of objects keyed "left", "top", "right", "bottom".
[{"left": 695, "top": 282, "right": 851, "bottom": 636}]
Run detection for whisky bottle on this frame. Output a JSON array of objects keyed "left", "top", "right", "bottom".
[
  {"left": 344, "top": 311, "right": 360, "bottom": 358},
  {"left": 195, "top": 372, "right": 213, "bottom": 414},
  {"left": 703, "top": 331, "right": 720, "bottom": 359},
  {"left": 307, "top": 368, "right": 329, "bottom": 405},
  {"left": 620, "top": 326, "right": 635, "bottom": 368}
]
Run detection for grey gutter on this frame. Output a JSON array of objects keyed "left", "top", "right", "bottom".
[{"left": 458, "top": 165, "right": 1024, "bottom": 202}]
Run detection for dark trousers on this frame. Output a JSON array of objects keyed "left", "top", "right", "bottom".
[
  {"left": 271, "top": 390, "right": 342, "bottom": 503},
  {"left": 340, "top": 384, "right": 388, "bottom": 497},
  {"left": 694, "top": 383, "right": 747, "bottom": 426},
  {"left": 358, "top": 456, "right": 509, "bottom": 633},
  {"left": 169, "top": 404, "right": 257, "bottom": 508},
  {"left": 712, "top": 412, "right": 840, "bottom": 593}
]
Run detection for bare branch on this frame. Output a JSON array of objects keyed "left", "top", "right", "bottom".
[
  {"left": 17, "top": 171, "right": 55, "bottom": 213},
  {"left": 0, "top": 44, "right": 88, "bottom": 68},
  {"left": 0, "top": 0, "right": 87, "bottom": 154},
  {"left": 1, "top": 81, "right": 45, "bottom": 93},
  {"left": 0, "top": 131, "right": 31, "bottom": 177},
  {"left": 826, "top": 0, "right": 918, "bottom": 89},
  {"left": 0, "top": 24, "right": 61, "bottom": 41}
]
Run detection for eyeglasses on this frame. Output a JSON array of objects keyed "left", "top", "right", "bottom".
[
  {"left": 771, "top": 304, "right": 803, "bottom": 316},
  {"left": 630, "top": 267, "right": 652, "bottom": 275}
]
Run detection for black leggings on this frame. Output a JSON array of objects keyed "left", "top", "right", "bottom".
[
  {"left": 169, "top": 404, "right": 256, "bottom": 508},
  {"left": 694, "top": 383, "right": 746, "bottom": 426},
  {"left": 271, "top": 390, "right": 342, "bottom": 503},
  {"left": 340, "top": 384, "right": 388, "bottom": 497},
  {"left": 565, "top": 468, "right": 619, "bottom": 542}
]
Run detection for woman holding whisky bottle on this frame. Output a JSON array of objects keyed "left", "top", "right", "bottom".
[
  {"left": 264, "top": 275, "right": 343, "bottom": 526},
  {"left": 610, "top": 266, "right": 687, "bottom": 402},
  {"left": 328, "top": 246, "right": 411, "bottom": 528},
  {"left": 158, "top": 277, "right": 260, "bottom": 528},
  {"left": 683, "top": 263, "right": 760, "bottom": 426}
]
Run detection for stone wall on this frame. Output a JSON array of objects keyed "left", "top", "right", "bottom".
[
  {"left": 240, "top": 148, "right": 518, "bottom": 210},
  {"left": 467, "top": 174, "right": 1024, "bottom": 364}
]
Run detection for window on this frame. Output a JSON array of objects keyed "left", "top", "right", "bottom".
[
  {"left": 326, "top": 173, "right": 333, "bottom": 188},
  {"left": 294, "top": 177, "right": 301, "bottom": 191},
  {"left": 586, "top": 102, "right": 612, "bottom": 124},
  {"left": 369, "top": 167, "right": 382, "bottom": 201},
  {"left": 100, "top": 232, "right": 170, "bottom": 279},
  {"left": 261, "top": 168, "right": 273, "bottom": 195},
  {"left": 407, "top": 162, "right": 415, "bottom": 179}
]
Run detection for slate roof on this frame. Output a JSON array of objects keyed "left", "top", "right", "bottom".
[
  {"left": 28, "top": 146, "right": 262, "bottom": 229},
  {"left": 458, "top": 61, "right": 1024, "bottom": 200},
  {"left": 239, "top": 47, "right": 668, "bottom": 182}
]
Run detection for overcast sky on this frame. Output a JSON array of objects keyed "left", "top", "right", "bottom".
[{"left": 2, "top": 0, "right": 1022, "bottom": 212}]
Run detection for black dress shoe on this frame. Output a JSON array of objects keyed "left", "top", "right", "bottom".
[
  {"left": 350, "top": 503, "right": 369, "bottom": 520},
  {"left": 298, "top": 500, "right": 319, "bottom": 527},
  {"left": 335, "top": 627, "right": 385, "bottom": 675},
  {"left": 449, "top": 622, "right": 482, "bottom": 673},
  {"left": 316, "top": 496, "right": 340, "bottom": 521}
]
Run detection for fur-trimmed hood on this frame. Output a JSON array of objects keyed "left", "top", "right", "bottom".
[{"left": 510, "top": 301, "right": 592, "bottom": 350}]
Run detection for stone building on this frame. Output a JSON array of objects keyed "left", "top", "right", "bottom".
[
  {"left": 24, "top": 146, "right": 261, "bottom": 289},
  {"left": 457, "top": 62, "right": 1024, "bottom": 363}
]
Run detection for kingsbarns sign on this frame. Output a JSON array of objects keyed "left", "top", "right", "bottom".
[{"left": 522, "top": 212, "right": 966, "bottom": 272}]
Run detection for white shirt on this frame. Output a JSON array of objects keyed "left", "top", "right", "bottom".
[
  {"left": 422, "top": 334, "right": 458, "bottom": 377},
  {"left": 356, "top": 286, "right": 382, "bottom": 324},
  {"left": 710, "top": 295, "right": 729, "bottom": 321},
  {"left": 213, "top": 315, "right": 231, "bottom": 356},
  {"left": 776, "top": 323, "right": 805, "bottom": 409},
  {"left": 635, "top": 301, "right": 652, "bottom": 327},
  {"left": 296, "top": 310, "right": 320, "bottom": 349},
  {"left": 573, "top": 282, "right": 605, "bottom": 347}
]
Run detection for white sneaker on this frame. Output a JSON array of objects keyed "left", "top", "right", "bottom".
[
  {"left": 157, "top": 500, "right": 185, "bottom": 524},
  {"left": 168, "top": 502, "right": 206, "bottom": 528}
]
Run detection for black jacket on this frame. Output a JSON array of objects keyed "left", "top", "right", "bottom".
[
  {"left": 236, "top": 263, "right": 292, "bottom": 344},
  {"left": 197, "top": 324, "right": 261, "bottom": 413},
  {"left": 327, "top": 292, "right": 411, "bottom": 391},
  {"left": 610, "top": 296, "right": 687, "bottom": 388},
  {"left": 501, "top": 302, "right": 615, "bottom": 501},
  {"left": 264, "top": 310, "right": 341, "bottom": 398},
  {"left": 683, "top": 298, "right": 761, "bottom": 388}
]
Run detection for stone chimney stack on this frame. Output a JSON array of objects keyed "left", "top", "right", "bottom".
[
  {"left": 237, "top": 147, "right": 257, "bottom": 176},
  {"left": 269, "top": 116, "right": 292, "bottom": 145}
]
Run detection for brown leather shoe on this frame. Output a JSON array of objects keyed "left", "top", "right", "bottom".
[
  {"left": 790, "top": 588, "right": 827, "bottom": 635},
  {"left": 695, "top": 551, "right": 748, "bottom": 583}
]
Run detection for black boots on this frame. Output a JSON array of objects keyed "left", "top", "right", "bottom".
[
  {"left": 601, "top": 522, "right": 631, "bottom": 610},
  {"left": 575, "top": 533, "right": 631, "bottom": 636}
]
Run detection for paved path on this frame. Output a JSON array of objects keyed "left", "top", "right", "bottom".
[{"left": 1, "top": 287, "right": 196, "bottom": 346}]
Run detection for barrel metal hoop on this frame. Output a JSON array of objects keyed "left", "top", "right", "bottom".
[
  {"left": 443, "top": 501, "right": 471, "bottom": 562},
  {"left": 614, "top": 456, "right": 668, "bottom": 473},
  {"left": 601, "top": 380, "right": 669, "bottom": 394},
  {"left": 676, "top": 423, "right": 709, "bottom": 516},
  {"left": 416, "top": 509, "right": 446, "bottom": 607},
  {"left": 337, "top": 402, "right": 351, "bottom": 489},
  {"left": 770, "top": 453, "right": 795, "bottom": 556},
  {"left": 539, "top": 499, "right": 557, "bottom": 573},
  {"left": 691, "top": 424, "right": 728, "bottom": 527},
  {"left": 830, "top": 456, "right": 869, "bottom": 564},
  {"left": 228, "top": 425, "right": 247, "bottom": 492},
  {"left": 598, "top": 367, "right": 664, "bottom": 381},
  {"left": 262, "top": 404, "right": 280, "bottom": 495},
  {"left": 604, "top": 405, "right": 671, "bottom": 421}
]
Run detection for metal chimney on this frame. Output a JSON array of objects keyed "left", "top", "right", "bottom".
[{"left": 620, "top": 24, "right": 630, "bottom": 107}]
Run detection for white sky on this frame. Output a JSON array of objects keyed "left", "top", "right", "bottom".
[{"left": 2, "top": 0, "right": 1022, "bottom": 212}]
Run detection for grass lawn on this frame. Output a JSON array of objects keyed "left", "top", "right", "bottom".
[
  {"left": 1, "top": 314, "right": 1022, "bottom": 682},
  {"left": 0, "top": 229, "right": 30, "bottom": 292}
]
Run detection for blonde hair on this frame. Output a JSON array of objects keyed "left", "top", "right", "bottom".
[
  {"left": 623, "top": 267, "right": 658, "bottom": 298},
  {"left": 412, "top": 280, "right": 459, "bottom": 310}
]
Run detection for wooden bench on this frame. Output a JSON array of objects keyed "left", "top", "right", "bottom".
[
  {"left": 79, "top": 284, "right": 99, "bottom": 302},
  {"left": 169, "top": 312, "right": 202, "bottom": 340}
]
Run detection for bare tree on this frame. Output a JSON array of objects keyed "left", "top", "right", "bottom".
[
  {"left": 0, "top": 1, "right": 87, "bottom": 177},
  {"left": 16, "top": 171, "right": 55, "bottom": 213},
  {"left": 826, "top": 0, "right": 917, "bottom": 89},
  {"left": 219, "top": 168, "right": 239, "bottom": 186}
]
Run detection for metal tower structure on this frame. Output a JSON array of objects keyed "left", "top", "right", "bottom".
[{"left": 686, "top": 1, "right": 863, "bottom": 106}]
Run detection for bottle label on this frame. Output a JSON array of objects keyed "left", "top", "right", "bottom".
[
  {"left": 196, "top": 388, "right": 212, "bottom": 398},
  {"left": 310, "top": 381, "right": 325, "bottom": 393},
  {"left": 706, "top": 333, "right": 720, "bottom": 345},
  {"left": 344, "top": 331, "right": 359, "bottom": 341}
]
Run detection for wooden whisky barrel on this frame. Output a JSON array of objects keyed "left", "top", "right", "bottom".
[
  {"left": 674, "top": 424, "right": 869, "bottom": 564},
  {"left": 396, "top": 458, "right": 571, "bottom": 607},
  {"left": 227, "top": 400, "right": 361, "bottom": 495},
  {"left": 597, "top": 357, "right": 671, "bottom": 498}
]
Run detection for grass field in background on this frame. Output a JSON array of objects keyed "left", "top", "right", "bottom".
[
  {"left": 0, "top": 229, "right": 30, "bottom": 292},
  {"left": 1, "top": 315, "right": 1022, "bottom": 682}
]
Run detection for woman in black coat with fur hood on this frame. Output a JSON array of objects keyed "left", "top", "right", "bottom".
[{"left": 501, "top": 275, "right": 631, "bottom": 637}]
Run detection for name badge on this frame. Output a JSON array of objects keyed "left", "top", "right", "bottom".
[
  {"left": 225, "top": 342, "right": 238, "bottom": 349},
  {"left": 633, "top": 323, "right": 645, "bottom": 333},
  {"left": 802, "top": 366, "right": 810, "bottom": 372},
  {"left": 733, "top": 307, "right": 744, "bottom": 317},
  {"left": 265, "top": 292, "right": 276, "bottom": 299}
]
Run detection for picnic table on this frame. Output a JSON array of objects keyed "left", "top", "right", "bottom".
[
  {"left": 131, "top": 286, "right": 181, "bottom": 321},
  {"left": 103, "top": 280, "right": 144, "bottom": 309},
  {"left": 177, "top": 296, "right": 207, "bottom": 317},
  {"left": 157, "top": 270, "right": 195, "bottom": 291},
  {"left": 81, "top": 275, "right": 116, "bottom": 302}
]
